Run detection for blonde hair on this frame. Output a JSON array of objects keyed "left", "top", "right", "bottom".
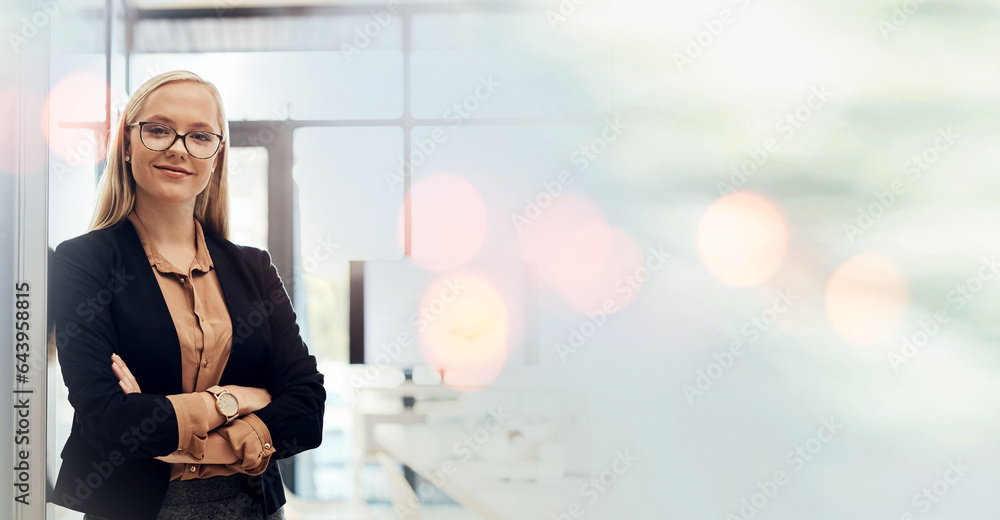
[{"left": 89, "top": 70, "right": 230, "bottom": 239}]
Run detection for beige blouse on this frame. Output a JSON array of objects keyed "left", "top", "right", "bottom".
[{"left": 127, "top": 211, "right": 276, "bottom": 481}]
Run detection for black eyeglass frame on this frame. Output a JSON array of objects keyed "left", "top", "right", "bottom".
[{"left": 128, "top": 121, "right": 225, "bottom": 159}]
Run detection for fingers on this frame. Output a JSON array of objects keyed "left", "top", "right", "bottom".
[
  {"left": 112, "top": 353, "right": 132, "bottom": 379},
  {"left": 114, "top": 354, "right": 138, "bottom": 390},
  {"left": 111, "top": 353, "right": 142, "bottom": 394},
  {"left": 112, "top": 361, "right": 135, "bottom": 393}
]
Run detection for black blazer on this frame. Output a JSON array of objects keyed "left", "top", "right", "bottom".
[{"left": 48, "top": 219, "right": 326, "bottom": 520}]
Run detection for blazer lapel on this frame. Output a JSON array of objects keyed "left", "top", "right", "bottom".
[
  {"left": 204, "top": 234, "right": 268, "bottom": 385},
  {"left": 113, "top": 220, "right": 184, "bottom": 395}
]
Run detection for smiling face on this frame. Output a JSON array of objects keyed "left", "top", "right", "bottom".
[{"left": 126, "top": 81, "right": 223, "bottom": 210}]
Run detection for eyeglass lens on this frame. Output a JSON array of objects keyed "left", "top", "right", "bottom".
[{"left": 140, "top": 123, "right": 220, "bottom": 158}]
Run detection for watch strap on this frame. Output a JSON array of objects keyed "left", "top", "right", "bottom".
[{"left": 206, "top": 385, "right": 238, "bottom": 423}]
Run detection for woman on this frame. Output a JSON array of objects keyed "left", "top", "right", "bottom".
[{"left": 48, "top": 70, "right": 325, "bottom": 520}]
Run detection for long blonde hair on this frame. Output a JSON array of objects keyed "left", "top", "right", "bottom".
[{"left": 89, "top": 70, "right": 230, "bottom": 239}]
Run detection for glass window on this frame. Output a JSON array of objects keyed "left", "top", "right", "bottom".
[
  {"left": 294, "top": 126, "right": 405, "bottom": 263},
  {"left": 131, "top": 51, "right": 404, "bottom": 121},
  {"left": 291, "top": 126, "right": 404, "bottom": 363},
  {"left": 227, "top": 146, "right": 269, "bottom": 249},
  {"left": 46, "top": 52, "right": 108, "bottom": 247},
  {"left": 410, "top": 12, "right": 613, "bottom": 119}
]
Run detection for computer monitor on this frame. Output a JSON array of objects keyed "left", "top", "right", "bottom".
[{"left": 349, "top": 257, "right": 535, "bottom": 383}]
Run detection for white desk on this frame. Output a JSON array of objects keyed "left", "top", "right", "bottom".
[
  {"left": 351, "top": 383, "right": 460, "bottom": 503},
  {"left": 373, "top": 423, "right": 586, "bottom": 520}
]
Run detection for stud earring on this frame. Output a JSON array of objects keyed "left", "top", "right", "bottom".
[{"left": 125, "top": 155, "right": 130, "bottom": 162}]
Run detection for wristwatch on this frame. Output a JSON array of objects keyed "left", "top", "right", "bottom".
[{"left": 206, "top": 386, "right": 239, "bottom": 424}]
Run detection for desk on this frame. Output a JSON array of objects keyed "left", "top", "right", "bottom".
[
  {"left": 351, "top": 383, "right": 459, "bottom": 503},
  {"left": 373, "top": 423, "right": 586, "bottom": 520}
]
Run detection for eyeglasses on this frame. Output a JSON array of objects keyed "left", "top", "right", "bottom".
[{"left": 129, "top": 122, "right": 224, "bottom": 159}]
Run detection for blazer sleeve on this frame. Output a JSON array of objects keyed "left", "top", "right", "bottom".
[
  {"left": 51, "top": 236, "right": 181, "bottom": 460},
  {"left": 250, "top": 249, "right": 326, "bottom": 459}
]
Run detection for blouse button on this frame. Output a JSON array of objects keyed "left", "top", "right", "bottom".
[
  {"left": 189, "top": 465, "right": 197, "bottom": 473},
  {"left": 264, "top": 443, "right": 271, "bottom": 450}
]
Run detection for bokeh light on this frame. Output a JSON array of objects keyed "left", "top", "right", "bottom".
[
  {"left": 513, "top": 192, "right": 649, "bottom": 313},
  {"left": 698, "top": 191, "right": 789, "bottom": 287},
  {"left": 516, "top": 193, "right": 616, "bottom": 302},
  {"left": 42, "top": 73, "right": 108, "bottom": 165},
  {"left": 417, "top": 273, "right": 509, "bottom": 390},
  {"left": 549, "top": 226, "right": 647, "bottom": 313},
  {"left": 402, "top": 173, "right": 488, "bottom": 271},
  {"left": 825, "top": 252, "right": 909, "bottom": 346}
]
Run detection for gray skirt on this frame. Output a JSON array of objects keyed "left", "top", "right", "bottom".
[{"left": 84, "top": 474, "right": 284, "bottom": 520}]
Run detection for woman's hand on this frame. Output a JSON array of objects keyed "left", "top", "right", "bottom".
[
  {"left": 112, "top": 353, "right": 270, "bottom": 417},
  {"left": 224, "top": 385, "right": 272, "bottom": 417},
  {"left": 111, "top": 353, "right": 141, "bottom": 394}
]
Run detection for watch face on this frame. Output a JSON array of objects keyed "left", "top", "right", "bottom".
[{"left": 218, "top": 392, "right": 239, "bottom": 416}]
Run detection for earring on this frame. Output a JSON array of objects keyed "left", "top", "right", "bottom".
[{"left": 125, "top": 155, "right": 130, "bottom": 162}]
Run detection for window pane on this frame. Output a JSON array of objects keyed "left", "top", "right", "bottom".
[
  {"left": 132, "top": 14, "right": 402, "bottom": 53},
  {"left": 408, "top": 123, "right": 615, "bottom": 364},
  {"left": 131, "top": 51, "right": 403, "bottom": 120},
  {"left": 293, "top": 127, "right": 405, "bottom": 263},
  {"left": 227, "top": 146, "right": 269, "bottom": 249},
  {"left": 47, "top": 52, "right": 106, "bottom": 247},
  {"left": 411, "top": 12, "right": 613, "bottom": 119},
  {"left": 291, "top": 126, "right": 404, "bottom": 364}
]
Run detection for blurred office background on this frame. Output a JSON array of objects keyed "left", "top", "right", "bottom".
[{"left": 4, "top": 0, "right": 1000, "bottom": 517}]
